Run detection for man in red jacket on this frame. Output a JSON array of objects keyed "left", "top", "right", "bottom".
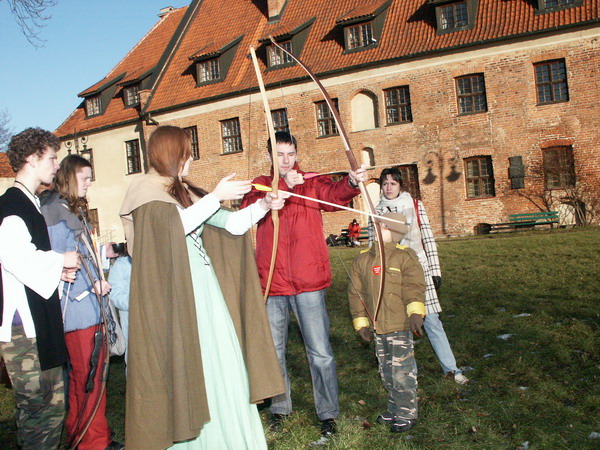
[{"left": 241, "top": 131, "right": 367, "bottom": 437}]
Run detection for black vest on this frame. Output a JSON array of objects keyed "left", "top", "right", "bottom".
[{"left": 0, "top": 187, "right": 67, "bottom": 370}]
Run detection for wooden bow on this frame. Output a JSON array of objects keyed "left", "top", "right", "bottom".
[
  {"left": 250, "top": 46, "right": 280, "bottom": 302},
  {"left": 269, "top": 37, "right": 387, "bottom": 322}
]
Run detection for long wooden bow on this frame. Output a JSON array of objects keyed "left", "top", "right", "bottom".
[
  {"left": 250, "top": 46, "right": 280, "bottom": 302},
  {"left": 269, "top": 37, "right": 387, "bottom": 323}
]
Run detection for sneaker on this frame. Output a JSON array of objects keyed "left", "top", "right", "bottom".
[
  {"left": 269, "top": 413, "right": 288, "bottom": 430},
  {"left": 454, "top": 373, "right": 470, "bottom": 385},
  {"left": 390, "top": 418, "right": 416, "bottom": 433},
  {"left": 376, "top": 412, "right": 394, "bottom": 425},
  {"left": 320, "top": 418, "right": 337, "bottom": 437}
]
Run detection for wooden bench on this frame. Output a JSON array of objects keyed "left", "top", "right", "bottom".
[{"left": 476, "top": 211, "right": 559, "bottom": 234}]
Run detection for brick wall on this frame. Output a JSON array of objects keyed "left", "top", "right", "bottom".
[{"left": 156, "top": 34, "right": 600, "bottom": 237}]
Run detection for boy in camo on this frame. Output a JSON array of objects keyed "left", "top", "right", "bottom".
[
  {"left": 348, "top": 212, "right": 426, "bottom": 433},
  {"left": 0, "top": 128, "right": 79, "bottom": 449}
]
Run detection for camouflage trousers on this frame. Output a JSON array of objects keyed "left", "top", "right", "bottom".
[
  {"left": 0, "top": 325, "right": 65, "bottom": 449},
  {"left": 375, "top": 330, "right": 418, "bottom": 420}
]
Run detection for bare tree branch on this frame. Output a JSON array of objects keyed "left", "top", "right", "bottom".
[
  {"left": 2, "top": 0, "right": 58, "bottom": 47},
  {"left": 0, "top": 110, "right": 13, "bottom": 152}
]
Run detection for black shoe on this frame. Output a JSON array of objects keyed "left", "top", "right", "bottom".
[
  {"left": 390, "top": 419, "right": 416, "bottom": 433},
  {"left": 320, "top": 418, "right": 337, "bottom": 437},
  {"left": 269, "top": 413, "right": 288, "bottom": 430},
  {"left": 105, "top": 441, "right": 124, "bottom": 450}
]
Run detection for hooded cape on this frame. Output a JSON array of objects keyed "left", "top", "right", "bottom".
[{"left": 120, "top": 172, "right": 284, "bottom": 449}]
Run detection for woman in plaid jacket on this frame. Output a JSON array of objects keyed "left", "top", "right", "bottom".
[{"left": 371, "top": 167, "right": 469, "bottom": 385}]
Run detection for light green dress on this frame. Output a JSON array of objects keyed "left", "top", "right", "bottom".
[{"left": 171, "top": 210, "right": 267, "bottom": 450}]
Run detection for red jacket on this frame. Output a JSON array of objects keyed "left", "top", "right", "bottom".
[{"left": 241, "top": 165, "right": 359, "bottom": 296}]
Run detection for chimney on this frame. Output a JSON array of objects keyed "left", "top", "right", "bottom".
[
  {"left": 159, "top": 6, "right": 175, "bottom": 17},
  {"left": 267, "top": 0, "right": 286, "bottom": 20}
]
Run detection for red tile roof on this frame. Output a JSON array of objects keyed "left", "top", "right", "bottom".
[
  {"left": 147, "top": 0, "right": 599, "bottom": 113},
  {"left": 0, "top": 152, "right": 14, "bottom": 178},
  {"left": 55, "top": 6, "right": 187, "bottom": 138},
  {"left": 57, "top": 0, "right": 600, "bottom": 133}
]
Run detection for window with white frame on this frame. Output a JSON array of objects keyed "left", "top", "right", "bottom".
[
  {"left": 268, "top": 41, "right": 293, "bottom": 67},
  {"left": 85, "top": 96, "right": 101, "bottom": 117},
  {"left": 221, "top": 118, "right": 243, "bottom": 154}
]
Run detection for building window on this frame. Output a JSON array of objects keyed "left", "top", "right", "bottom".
[
  {"left": 185, "top": 126, "right": 200, "bottom": 160},
  {"left": 543, "top": 0, "right": 575, "bottom": 8},
  {"left": 398, "top": 164, "right": 421, "bottom": 200},
  {"left": 125, "top": 139, "right": 141, "bottom": 174},
  {"left": 221, "top": 118, "right": 243, "bottom": 154},
  {"left": 271, "top": 109, "right": 289, "bottom": 132},
  {"left": 88, "top": 208, "right": 100, "bottom": 234},
  {"left": 268, "top": 41, "right": 293, "bottom": 67},
  {"left": 440, "top": 2, "right": 468, "bottom": 30},
  {"left": 199, "top": 59, "right": 220, "bottom": 83},
  {"left": 123, "top": 84, "right": 140, "bottom": 107},
  {"left": 316, "top": 100, "right": 338, "bottom": 137},
  {"left": 542, "top": 146, "right": 575, "bottom": 189},
  {"left": 345, "top": 22, "right": 374, "bottom": 50},
  {"left": 85, "top": 96, "right": 101, "bottom": 117},
  {"left": 456, "top": 74, "right": 487, "bottom": 114},
  {"left": 384, "top": 86, "right": 412, "bottom": 124},
  {"left": 535, "top": 59, "right": 569, "bottom": 104},
  {"left": 464, "top": 156, "right": 495, "bottom": 198}
]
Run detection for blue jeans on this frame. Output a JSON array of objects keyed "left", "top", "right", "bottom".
[
  {"left": 423, "top": 313, "right": 461, "bottom": 375},
  {"left": 266, "top": 290, "right": 339, "bottom": 420}
]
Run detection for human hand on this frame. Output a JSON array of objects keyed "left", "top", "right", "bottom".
[
  {"left": 63, "top": 251, "right": 80, "bottom": 270},
  {"left": 94, "top": 280, "right": 112, "bottom": 296},
  {"left": 357, "top": 327, "right": 372, "bottom": 342},
  {"left": 284, "top": 170, "right": 305, "bottom": 188},
  {"left": 432, "top": 276, "right": 442, "bottom": 290},
  {"left": 211, "top": 173, "right": 252, "bottom": 201},
  {"left": 259, "top": 191, "right": 289, "bottom": 211},
  {"left": 61, "top": 268, "right": 77, "bottom": 283},
  {"left": 409, "top": 314, "right": 424, "bottom": 337},
  {"left": 349, "top": 164, "right": 368, "bottom": 186}
]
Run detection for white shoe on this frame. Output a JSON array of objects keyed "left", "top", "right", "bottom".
[{"left": 454, "top": 373, "right": 469, "bottom": 385}]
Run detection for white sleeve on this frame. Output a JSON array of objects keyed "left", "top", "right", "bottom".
[
  {"left": 0, "top": 216, "right": 63, "bottom": 299},
  {"left": 224, "top": 200, "right": 268, "bottom": 235},
  {"left": 177, "top": 193, "right": 221, "bottom": 235}
]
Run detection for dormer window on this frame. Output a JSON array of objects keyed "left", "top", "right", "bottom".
[
  {"left": 440, "top": 2, "right": 468, "bottom": 30},
  {"left": 190, "top": 36, "right": 243, "bottom": 86},
  {"left": 336, "top": 1, "right": 390, "bottom": 53},
  {"left": 538, "top": 0, "right": 581, "bottom": 13},
  {"left": 85, "top": 96, "right": 101, "bottom": 117},
  {"left": 432, "top": 0, "right": 477, "bottom": 34},
  {"left": 123, "top": 84, "right": 140, "bottom": 108},
  {"left": 345, "top": 22, "right": 374, "bottom": 50},
  {"left": 268, "top": 41, "right": 293, "bottom": 67},
  {"left": 199, "top": 59, "right": 220, "bottom": 82}
]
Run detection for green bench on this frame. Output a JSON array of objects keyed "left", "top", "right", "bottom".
[
  {"left": 335, "top": 228, "right": 369, "bottom": 246},
  {"left": 476, "top": 211, "right": 559, "bottom": 234}
]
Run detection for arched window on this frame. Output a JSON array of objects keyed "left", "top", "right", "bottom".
[{"left": 351, "top": 91, "right": 378, "bottom": 131}]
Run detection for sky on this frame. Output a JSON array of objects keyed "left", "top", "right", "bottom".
[{"left": 0, "top": 0, "right": 190, "bottom": 137}]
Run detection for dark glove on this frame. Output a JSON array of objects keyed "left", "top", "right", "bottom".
[
  {"left": 409, "top": 314, "right": 424, "bottom": 337},
  {"left": 432, "top": 276, "right": 442, "bottom": 290},
  {"left": 357, "top": 327, "right": 372, "bottom": 342}
]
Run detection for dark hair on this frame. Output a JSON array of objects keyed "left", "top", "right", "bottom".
[
  {"left": 148, "top": 125, "right": 206, "bottom": 207},
  {"left": 379, "top": 167, "right": 403, "bottom": 188},
  {"left": 54, "top": 154, "right": 92, "bottom": 220},
  {"left": 7, "top": 127, "right": 60, "bottom": 172},
  {"left": 267, "top": 131, "right": 297, "bottom": 155}
]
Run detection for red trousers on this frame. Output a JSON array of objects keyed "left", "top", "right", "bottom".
[{"left": 65, "top": 326, "right": 111, "bottom": 450}]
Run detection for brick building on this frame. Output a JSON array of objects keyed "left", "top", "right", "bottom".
[{"left": 56, "top": 0, "right": 600, "bottom": 241}]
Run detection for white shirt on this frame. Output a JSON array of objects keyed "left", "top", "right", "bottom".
[{"left": 0, "top": 186, "right": 64, "bottom": 341}]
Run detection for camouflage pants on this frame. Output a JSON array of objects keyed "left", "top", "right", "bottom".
[
  {"left": 0, "top": 325, "right": 65, "bottom": 449},
  {"left": 375, "top": 330, "right": 418, "bottom": 420}
]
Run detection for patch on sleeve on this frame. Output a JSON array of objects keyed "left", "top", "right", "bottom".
[
  {"left": 372, "top": 265, "right": 382, "bottom": 275},
  {"left": 395, "top": 244, "right": 408, "bottom": 250}
]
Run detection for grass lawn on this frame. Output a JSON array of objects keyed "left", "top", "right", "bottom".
[{"left": 1, "top": 227, "right": 599, "bottom": 448}]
